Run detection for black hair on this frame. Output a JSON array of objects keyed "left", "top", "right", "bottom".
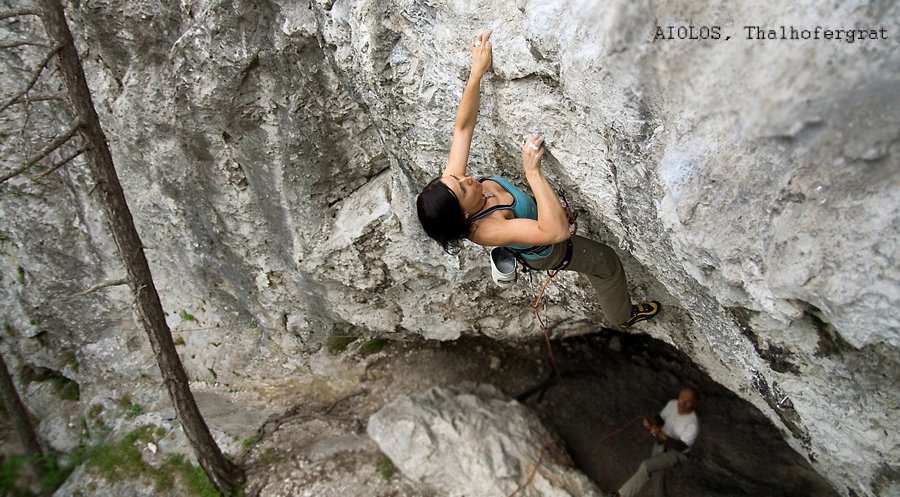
[{"left": 416, "top": 176, "right": 474, "bottom": 254}]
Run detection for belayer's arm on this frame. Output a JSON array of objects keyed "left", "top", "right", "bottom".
[{"left": 444, "top": 29, "right": 493, "bottom": 178}]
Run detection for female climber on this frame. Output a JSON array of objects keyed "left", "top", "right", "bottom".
[{"left": 415, "top": 29, "right": 660, "bottom": 327}]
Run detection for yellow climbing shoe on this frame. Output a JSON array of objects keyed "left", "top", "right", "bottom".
[{"left": 620, "top": 301, "right": 661, "bottom": 328}]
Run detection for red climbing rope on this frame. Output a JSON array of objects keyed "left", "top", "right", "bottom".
[{"left": 508, "top": 208, "right": 643, "bottom": 494}]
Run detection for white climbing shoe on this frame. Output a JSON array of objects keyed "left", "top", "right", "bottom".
[{"left": 490, "top": 247, "right": 517, "bottom": 288}]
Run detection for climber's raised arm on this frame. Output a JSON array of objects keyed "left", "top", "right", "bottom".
[{"left": 444, "top": 29, "right": 493, "bottom": 179}]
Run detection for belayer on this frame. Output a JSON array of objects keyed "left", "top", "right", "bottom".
[{"left": 415, "top": 29, "right": 659, "bottom": 328}]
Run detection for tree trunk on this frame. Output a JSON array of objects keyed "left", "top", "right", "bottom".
[
  {"left": 32, "top": 0, "right": 244, "bottom": 493},
  {"left": 0, "top": 349, "right": 46, "bottom": 481}
]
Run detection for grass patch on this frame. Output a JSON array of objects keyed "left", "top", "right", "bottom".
[
  {"left": 83, "top": 426, "right": 155, "bottom": 482},
  {"left": 20, "top": 366, "right": 80, "bottom": 401},
  {"left": 116, "top": 395, "right": 143, "bottom": 419},
  {"left": 77, "top": 425, "right": 223, "bottom": 495},
  {"left": 0, "top": 453, "right": 77, "bottom": 496},
  {"left": 180, "top": 310, "right": 196, "bottom": 322},
  {"left": 86, "top": 404, "right": 108, "bottom": 436},
  {"left": 60, "top": 351, "right": 79, "bottom": 372},
  {"left": 0, "top": 456, "right": 27, "bottom": 495},
  {"left": 378, "top": 453, "right": 396, "bottom": 481},
  {"left": 359, "top": 338, "right": 389, "bottom": 356},
  {"left": 162, "top": 454, "right": 222, "bottom": 497},
  {"left": 207, "top": 368, "right": 218, "bottom": 380},
  {"left": 241, "top": 434, "right": 260, "bottom": 451},
  {"left": 326, "top": 323, "right": 360, "bottom": 355},
  {"left": 173, "top": 336, "right": 186, "bottom": 346},
  {"left": 16, "top": 266, "right": 25, "bottom": 286},
  {"left": 56, "top": 378, "right": 80, "bottom": 401},
  {"left": 325, "top": 335, "right": 357, "bottom": 354}
]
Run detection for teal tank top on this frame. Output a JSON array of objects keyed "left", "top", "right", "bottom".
[{"left": 470, "top": 176, "right": 552, "bottom": 260}]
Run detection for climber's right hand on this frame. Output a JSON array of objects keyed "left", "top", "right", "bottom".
[{"left": 471, "top": 29, "right": 493, "bottom": 77}]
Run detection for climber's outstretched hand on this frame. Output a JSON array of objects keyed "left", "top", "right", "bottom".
[{"left": 471, "top": 29, "right": 493, "bottom": 77}]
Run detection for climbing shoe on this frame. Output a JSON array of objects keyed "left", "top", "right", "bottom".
[
  {"left": 490, "top": 247, "right": 517, "bottom": 288},
  {"left": 620, "top": 301, "right": 661, "bottom": 328}
]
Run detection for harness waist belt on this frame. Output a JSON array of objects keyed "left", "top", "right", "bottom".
[{"left": 519, "top": 239, "right": 573, "bottom": 271}]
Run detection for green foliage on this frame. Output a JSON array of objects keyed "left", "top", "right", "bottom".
[
  {"left": 359, "top": 338, "right": 389, "bottom": 356},
  {"left": 207, "top": 367, "right": 218, "bottom": 380},
  {"left": 116, "top": 395, "right": 143, "bottom": 419},
  {"left": 173, "top": 336, "right": 186, "bottom": 346},
  {"left": 78, "top": 425, "right": 222, "bottom": 495},
  {"left": 77, "top": 427, "right": 209, "bottom": 493},
  {"left": 326, "top": 323, "right": 360, "bottom": 355},
  {"left": 16, "top": 266, "right": 25, "bottom": 286},
  {"left": 378, "top": 453, "right": 396, "bottom": 481},
  {"left": 56, "top": 378, "right": 80, "bottom": 401},
  {"left": 162, "top": 454, "right": 222, "bottom": 497},
  {"left": 60, "top": 351, "right": 79, "bottom": 372},
  {"left": 241, "top": 434, "right": 260, "bottom": 450},
  {"left": 180, "top": 310, "right": 196, "bottom": 322},
  {"left": 20, "top": 366, "right": 80, "bottom": 401},
  {"left": 123, "top": 404, "right": 143, "bottom": 419},
  {"left": 0, "top": 453, "right": 77, "bottom": 496},
  {"left": 325, "top": 335, "right": 357, "bottom": 354},
  {"left": 39, "top": 453, "right": 70, "bottom": 491},
  {"left": 0, "top": 456, "right": 27, "bottom": 495},
  {"left": 85, "top": 427, "right": 152, "bottom": 482}
]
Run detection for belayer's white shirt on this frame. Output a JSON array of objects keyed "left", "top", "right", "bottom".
[{"left": 660, "top": 399, "right": 699, "bottom": 450}]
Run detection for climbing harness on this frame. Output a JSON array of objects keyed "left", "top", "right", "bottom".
[{"left": 487, "top": 186, "right": 578, "bottom": 288}]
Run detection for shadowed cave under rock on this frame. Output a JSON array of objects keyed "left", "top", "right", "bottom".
[
  {"left": 519, "top": 332, "right": 839, "bottom": 497},
  {"left": 239, "top": 331, "right": 840, "bottom": 497}
]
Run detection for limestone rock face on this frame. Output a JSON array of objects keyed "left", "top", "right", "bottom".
[
  {"left": 0, "top": 0, "right": 898, "bottom": 495},
  {"left": 368, "top": 384, "right": 603, "bottom": 497}
]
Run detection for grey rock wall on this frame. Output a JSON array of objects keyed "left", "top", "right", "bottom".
[{"left": 0, "top": 0, "right": 897, "bottom": 495}]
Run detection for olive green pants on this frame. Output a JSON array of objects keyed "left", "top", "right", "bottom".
[
  {"left": 525, "top": 235, "right": 632, "bottom": 324},
  {"left": 618, "top": 443, "right": 687, "bottom": 497}
]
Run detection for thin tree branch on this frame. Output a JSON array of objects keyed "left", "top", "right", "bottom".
[
  {"left": 25, "top": 118, "right": 81, "bottom": 163},
  {"left": 0, "top": 8, "right": 39, "bottom": 21},
  {"left": 22, "top": 92, "right": 63, "bottom": 102},
  {"left": 33, "top": 144, "right": 87, "bottom": 180},
  {"left": 0, "top": 43, "right": 64, "bottom": 114},
  {"left": 0, "top": 118, "right": 82, "bottom": 184},
  {"left": 73, "top": 278, "right": 128, "bottom": 296},
  {"left": 0, "top": 40, "right": 49, "bottom": 49}
]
